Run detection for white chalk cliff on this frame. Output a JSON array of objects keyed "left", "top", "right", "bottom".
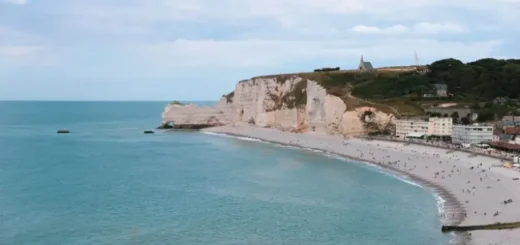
[{"left": 162, "top": 76, "right": 395, "bottom": 135}]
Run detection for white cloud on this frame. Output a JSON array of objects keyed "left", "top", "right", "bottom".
[
  {"left": 0, "top": 26, "right": 54, "bottom": 65},
  {"left": 414, "top": 22, "right": 468, "bottom": 34},
  {"left": 135, "top": 38, "right": 503, "bottom": 68},
  {"left": 0, "top": 26, "right": 41, "bottom": 44},
  {"left": 1, "top": 0, "right": 27, "bottom": 4},
  {"left": 0, "top": 45, "right": 40, "bottom": 56},
  {"left": 352, "top": 25, "right": 408, "bottom": 35},
  {"left": 61, "top": 0, "right": 519, "bottom": 29},
  {"left": 1, "top": 0, "right": 516, "bottom": 69},
  {"left": 352, "top": 22, "right": 468, "bottom": 35}
]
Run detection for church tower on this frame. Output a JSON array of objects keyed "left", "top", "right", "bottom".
[{"left": 358, "top": 55, "right": 373, "bottom": 71}]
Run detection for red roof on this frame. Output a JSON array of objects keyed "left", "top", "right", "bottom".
[{"left": 504, "top": 127, "right": 520, "bottom": 134}]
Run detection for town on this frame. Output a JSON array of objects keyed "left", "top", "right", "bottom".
[{"left": 386, "top": 114, "right": 520, "bottom": 164}]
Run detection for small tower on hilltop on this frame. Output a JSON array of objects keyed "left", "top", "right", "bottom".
[
  {"left": 358, "top": 55, "right": 374, "bottom": 71},
  {"left": 414, "top": 50, "right": 419, "bottom": 66}
]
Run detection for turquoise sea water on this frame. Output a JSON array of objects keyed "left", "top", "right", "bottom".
[{"left": 0, "top": 102, "right": 450, "bottom": 245}]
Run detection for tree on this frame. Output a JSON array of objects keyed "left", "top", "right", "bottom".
[
  {"left": 461, "top": 117, "right": 470, "bottom": 125},
  {"left": 484, "top": 102, "right": 493, "bottom": 109},
  {"left": 477, "top": 111, "right": 495, "bottom": 122},
  {"left": 451, "top": 112, "right": 460, "bottom": 123},
  {"left": 471, "top": 103, "right": 481, "bottom": 110},
  {"left": 443, "top": 113, "right": 449, "bottom": 117},
  {"left": 346, "top": 57, "right": 520, "bottom": 101}
]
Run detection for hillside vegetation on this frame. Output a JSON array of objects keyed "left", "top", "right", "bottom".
[
  {"left": 247, "top": 58, "right": 520, "bottom": 117},
  {"left": 351, "top": 58, "right": 520, "bottom": 100}
]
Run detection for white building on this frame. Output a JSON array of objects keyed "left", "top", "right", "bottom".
[
  {"left": 395, "top": 119, "right": 429, "bottom": 138},
  {"left": 395, "top": 117, "right": 452, "bottom": 138},
  {"left": 428, "top": 117, "right": 452, "bottom": 136},
  {"left": 452, "top": 124, "right": 494, "bottom": 145},
  {"left": 434, "top": 84, "right": 448, "bottom": 97}
]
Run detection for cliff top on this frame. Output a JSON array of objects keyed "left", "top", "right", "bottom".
[{"left": 235, "top": 57, "right": 520, "bottom": 118}]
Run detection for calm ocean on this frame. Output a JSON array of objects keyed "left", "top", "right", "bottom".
[{"left": 0, "top": 102, "right": 450, "bottom": 245}]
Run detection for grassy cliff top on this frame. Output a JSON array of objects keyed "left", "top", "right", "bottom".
[{"left": 236, "top": 58, "right": 520, "bottom": 117}]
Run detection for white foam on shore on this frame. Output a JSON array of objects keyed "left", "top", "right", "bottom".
[
  {"left": 434, "top": 193, "right": 446, "bottom": 216},
  {"left": 202, "top": 131, "right": 263, "bottom": 142},
  {"left": 203, "top": 131, "right": 448, "bottom": 217}
]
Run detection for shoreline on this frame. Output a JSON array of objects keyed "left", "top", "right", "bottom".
[
  {"left": 203, "top": 130, "right": 469, "bottom": 245},
  {"left": 202, "top": 125, "right": 520, "bottom": 245},
  {"left": 203, "top": 131, "right": 464, "bottom": 222}
]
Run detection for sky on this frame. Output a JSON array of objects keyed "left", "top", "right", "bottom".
[{"left": 0, "top": 0, "right": 519, "bottom": 101}]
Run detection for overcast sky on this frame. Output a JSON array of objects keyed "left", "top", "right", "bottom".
[{"left": 0, "top": 0, "right": 519, "bottom": 101}]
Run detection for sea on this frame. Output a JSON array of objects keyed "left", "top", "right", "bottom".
[{"left": 0, "top": 101, "right": 451, "bottom": 245}]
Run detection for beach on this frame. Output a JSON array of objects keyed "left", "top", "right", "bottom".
[{"left": 204, "top": 124, "right": 520, "bottom": 245}]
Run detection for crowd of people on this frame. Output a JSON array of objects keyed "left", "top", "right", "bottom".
[{"left": 363, "top": 135, "right": 517, "bottom": 162}]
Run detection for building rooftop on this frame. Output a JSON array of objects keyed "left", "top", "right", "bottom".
[
  {"left": 434, "top": 83, "right": 447, "bottom": 89},
  {"left": 505, "top": 127, "right": 520, "bottom": 134},
  {"left": 362, "top": 61, "right": 373, "bottom": 70}
]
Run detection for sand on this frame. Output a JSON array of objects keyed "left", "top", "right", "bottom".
[{"left": 203, "top": 124, "right": 520, "bottom": 245}]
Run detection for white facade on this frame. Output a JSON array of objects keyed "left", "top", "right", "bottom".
[
  {"left": 428, "top": 117, "right": 452, "bottom": 136},
  {"left": 395, "top": 119, "right": 429, "bottom": 138},
  {"left": 452, "top": 124, "right": 494, "bottom": 145},
  {"left": 434, "top": 84, "right": 448, "bottom": 97},
  {"left": 395, "top": 117, "right": 452, "bottom": 138}
]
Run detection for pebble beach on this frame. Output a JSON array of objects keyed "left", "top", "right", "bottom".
[{"left": 204, "top": 124, "right": 520, "bottom": 245}]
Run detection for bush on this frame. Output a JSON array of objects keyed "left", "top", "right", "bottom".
[{"left": 314, "top": 67, "right": 340, "bottom": 72}]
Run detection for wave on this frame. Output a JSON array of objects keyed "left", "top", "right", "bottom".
[{"left": 202, "top": 131, "right": 263, "bottom": 142}]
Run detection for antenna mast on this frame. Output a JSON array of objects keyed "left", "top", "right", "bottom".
[{"left": 414, "top": 50, "right": 419, "bottom": 66}]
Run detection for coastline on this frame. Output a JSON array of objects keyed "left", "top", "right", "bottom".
[{"left": 202, "top": 125, "right": 520, "bottom": 245}]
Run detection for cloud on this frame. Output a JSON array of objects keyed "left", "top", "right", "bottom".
[
  {"left": 0, "top": 26, "right": 41, "bottom": 44},
  {"left": 57, "top": 0, "right": 519, "bottom": 34},
  {"left": 352, "top": 25, "right": 409, "bottom": 35},
  {"left": 1, "top": 0, "right": 27, "bottom": 4},
  {"left": 135, "top": 38, "right": 502, "bottom": 68},
  {"left": 0, "top": 0, "right": 516, "bottom": 100},
  {"left": 352, "top": 22, "right": 468, "bottom": 35},
  {"left": 0, "top": 26, "right": 53, "bottom": 65},
  {"left": 0, "top": 45, "right": 40, "bottom": 56},
  {"left": 413, "top": 22, "right": 468, "bottom": 34}
]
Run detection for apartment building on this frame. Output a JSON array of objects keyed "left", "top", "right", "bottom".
[
  {"left": 452, "top": 124, "right": 494, "bottom": 145},
  {"left": 428, "top": 117, "right": 452, "bottom": 136},
  {"left": 395, "top": 117, "right": 452, "bottom": 138},
  {"left": 395, "top": 119, "right": 429, "bottom": 138}
]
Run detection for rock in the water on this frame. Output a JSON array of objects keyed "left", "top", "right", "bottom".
[
  {"left": 57, "top": 129, "right": 70, "bottom": 134},
  {"left": 157, "top": 123, "right": 174, "bottom": 129},
  {"left": 161, "top": 103, "right": 228, "bottom": 130},
  {"left": 143, "top": 130, "right": 155, "bottom": 134}
]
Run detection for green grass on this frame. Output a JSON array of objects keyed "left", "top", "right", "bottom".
[
  {"left": 223, "top": 91, "right": 234, "bottom": 103},
  {"left": 373, "top": 99, "right": 425, "bottom": 116},
  {"left": 252, "top": 70, "right": 427, "bottom": 116},
  {"left": 169, "top": 100, "right": 184, "bottom": 105}
]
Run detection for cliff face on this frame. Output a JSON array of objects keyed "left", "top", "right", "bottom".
[{"left": 162, "top": 75, "right": 394, "bottom": 135}]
